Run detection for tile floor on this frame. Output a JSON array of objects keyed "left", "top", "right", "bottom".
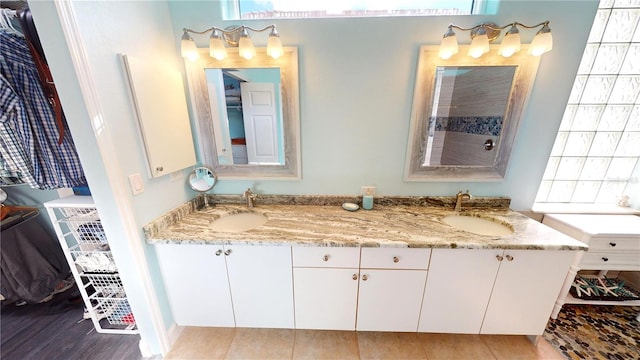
[{"left": 164, "top": 327, "right": 564, "bottom": 360}]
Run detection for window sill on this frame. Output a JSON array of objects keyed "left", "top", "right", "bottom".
[{"left": 531, "top": 203, "right": 640, "bottom": 215}]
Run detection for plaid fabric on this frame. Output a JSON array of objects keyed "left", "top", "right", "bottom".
[{"left": 0, "top": 30, "right": 86, "bottom": 189}]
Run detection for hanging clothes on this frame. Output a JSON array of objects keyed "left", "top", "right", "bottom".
[{"left": 0, "top": 28, "right": 86, "bottom": 189}]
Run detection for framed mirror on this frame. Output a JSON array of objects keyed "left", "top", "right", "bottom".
[
  {"left": 404, "top": 45, "right": 540, "bottom": 181},
  {"left": 184, "top": 47, "right": 301, "bottom": 180}
]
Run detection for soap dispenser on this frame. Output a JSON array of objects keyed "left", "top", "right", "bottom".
[{"left": 362, "top": 186, "right": 375, "bottom": 210}]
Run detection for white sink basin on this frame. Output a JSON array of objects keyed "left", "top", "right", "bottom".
[
  {"left": 442, "top": 214, "right": 513, "bottom": 236},
  {"left": 209, "top": 212, "right": 268, "bottom": 232}
]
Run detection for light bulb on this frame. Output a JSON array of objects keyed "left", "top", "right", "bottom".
[
  {"left": 529, "top": 24, "right": 553, "bottom": 56},
  {"left": 267, "top": 28, "right": 283, "bottom": 59},
  {"left": 439, "top": 27, "right": 458, "bottom": 60},
  {"left": 238, "top": 27, "right": 256, "bottom": 60},
  {"left": 209, "top": 30, "right": 227, "bottom": 60},
  {"left": 499, "top": 25, "right": 521, "bottom": 57},
  {"left": 180, "top": 30, "right": 199, "bottom": 61},
  {"left": 468, "top": 31, "right": 489, "bottom": 58}
]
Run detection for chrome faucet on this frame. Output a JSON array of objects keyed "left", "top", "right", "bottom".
[
  {"left": 243, "top": 188, "right": 257, "bottom": 208},
  {"left": 454, "top": 190, "right": 472, "bottom": 211}
]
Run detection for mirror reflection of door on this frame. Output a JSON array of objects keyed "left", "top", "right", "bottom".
[
  {"left": 423, "top": 66, "right": 516, "bottom": 167},
  {"left": 205, "top": 68, "right": 284, "bottom": 166}
]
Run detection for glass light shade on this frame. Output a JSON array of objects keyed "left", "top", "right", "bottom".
[
  {"left": 468, "top": 33, "right": 490, "bottom": 58},
  {"left": 267, "top": 35, "right": 283, "bottom": 59},
  {"left": 529, "top": 30, "right": 553, "bottom": 56},
  {"left": 238, "top": 36, "right": 256, "bottom": 60},
  {"left": 209, "top": 36, "right": 227, "bottom": 60},
  {"left": 499, "top": 31, "right": 521, "bottom": 57},
  {"left": 180, "top": 32, "right": 199, "bottom": 61},
  {"left": 439, "top": 33, "right": 458, "bottom": 59}
]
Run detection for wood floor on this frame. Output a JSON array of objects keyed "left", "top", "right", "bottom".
[{"left": 0, "top": 287, "right": 142, "bottom": 360}]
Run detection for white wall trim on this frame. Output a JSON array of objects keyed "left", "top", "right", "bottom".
[{"left": 52, "top": 0, "right": 170, "bottom": 354}]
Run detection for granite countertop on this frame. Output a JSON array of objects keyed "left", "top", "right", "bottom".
[{"left": 143, "top": 195, "right": 587, "bottom": 250}]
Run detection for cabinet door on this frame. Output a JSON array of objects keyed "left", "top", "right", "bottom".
[
  {"left": 155, "top": 244, "right": 234, "bottom": 327},
  {"left": 293, "top": 267, "right": 359, "bottom": 330},
  {"left": 481, "top": 250, "right": 575, "bottom": 335},
  {"left": 356, "top": 269, "right": 428, "bottom": 332},
  {"left": 419, "top": 248, "right": 501, "bottom": 333},
  {"left": 224, "top": 245, "right": 294, "bottom": 328}
]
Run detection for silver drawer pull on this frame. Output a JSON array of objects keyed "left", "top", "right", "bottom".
[
  {"left": 224, "top": 249, "right": 232, "bottom": 256},
  {"left": 602, "top": 257, "right": 609, "bottom": 262},
  {"left": 393, "top": 256, "right": 399, "bottom": 263},
  {"left": 322, "top": 255, "right": 329, "bottom": 262},
  {"left": 609, "top": 242, "right": 617, "bottom": 247},
  {"left": 215, "top": 249, "right": 223, "bottom": 256}
]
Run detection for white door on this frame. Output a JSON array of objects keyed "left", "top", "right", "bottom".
[
  {"left": 155, "top": 244, "right": 235, "bottom": 327},
  {"left": 356, "top": 269, "right": 428, "bottom": 332},
  {"left": 240, "top": 82, "right": 280, "bottom": 164},
  {"left": 481, "top": 250, "right": 575, "bottom": 335},
  {"left": 419, "top": 248, "right": 501, "bottom": 333},
  {"left": 293, "top": 267, "right": 359, "bottom": 330},
  {"left": 224, "top": 245, "right": 294, "bottom": 328}
]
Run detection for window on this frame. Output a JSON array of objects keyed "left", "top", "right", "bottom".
[
  {"left": 535, "top": 1, "right": 640, "bottom": 206},
  {"left": 224, "top": 0, "right": 492, "bottom": 19}
]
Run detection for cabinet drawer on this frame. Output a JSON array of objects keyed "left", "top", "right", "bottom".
[
  {"left": 581, "top": 251, "right": 640, "bottom": 270},
  {"left": 360, "top": 248, "right": 431, "bottom": 270},
  {"left": 588, "top": 237, "right": 640, "bottom": 252},
  {"left": 293, "top": 247, "right": 360, "bottom": 268}
]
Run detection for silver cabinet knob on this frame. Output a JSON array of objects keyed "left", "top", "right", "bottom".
[
  {"left": 362, "top": 274, "right": 368, "bottom": 281},
  {"left": 393, "top": 256, "right": 399, "bottom": 263},
  {"left": 496, "top": 255, "right": 504, "bottom": 261},
  {"left": 505, "top": 255, "right": 514, "bottom": 261},
  {"left": 322, "top": 255, "right": 329, "bottom": 262},
  {"left": 352, "top": 274, "right": 358, "bottom": 280},
  {"left": 224, "top": 249, "right": 232, "bottom": 256},
  {"left": 215, "top": 249, "right": 223, "bottom": 256}
]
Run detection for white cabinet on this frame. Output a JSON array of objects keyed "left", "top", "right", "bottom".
[
  {"left": 225, "top": 245, "right": 294, "bottom": 328},
  {"left": 155, "top": 244, "right": 234, "bottom": 327},
  {"left": 419, "top": 248, "right": 575, "bottom": 335},
  {"left": 419, "top": 248, "right": 501, "bottom": 334},
  {"left": 481, "top": 250, "right": 575, "bottom": 334},
  {"left": 357, "top": 248, "right": 430, "bottom": 332},
  {"left": 292, "top": 247, "right": 360, "bottom": 330},
  {"left": 155, "top": 244, "right": 294, "bottom": 328},
  {"left": 542, "top": 214, "right": 640, "bottom": 316},
  {"left": 292, "top": 247, "right": 430, "bottom": 332}
]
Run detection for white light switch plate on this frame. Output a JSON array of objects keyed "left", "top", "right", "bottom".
[{"left": 128, "top": 173, "right": 144, "bottom": 195}]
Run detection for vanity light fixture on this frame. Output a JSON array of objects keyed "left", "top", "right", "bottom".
[
  {"left": 439, "top": 21, "right": 552, "bottom": 59},
  {"left": 180, "top": 24, "right": 283, "bottom": 61}
]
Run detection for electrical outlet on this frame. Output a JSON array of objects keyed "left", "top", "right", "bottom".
[{"left": 360, "top": 186, "right": 376, "bottom": 195}]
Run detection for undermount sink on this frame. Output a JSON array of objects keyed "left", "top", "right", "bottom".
[
  {"left": 442, "top": 214, "right": 513, "bottom": 236},
  {"left": 209, "top": 212, "right": 268, "bottom": 232}
]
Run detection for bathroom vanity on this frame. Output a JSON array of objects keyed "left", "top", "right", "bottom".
[{"left": 144, "top": 196, "right": 586, "bottom": 337}]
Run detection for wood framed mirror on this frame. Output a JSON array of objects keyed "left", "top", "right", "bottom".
[
  {"left": 184, "top": 47, "right": 301, "bottom": 180},
  {"left": 404, "top": 45, "right": 540, "bottom": 181}
]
